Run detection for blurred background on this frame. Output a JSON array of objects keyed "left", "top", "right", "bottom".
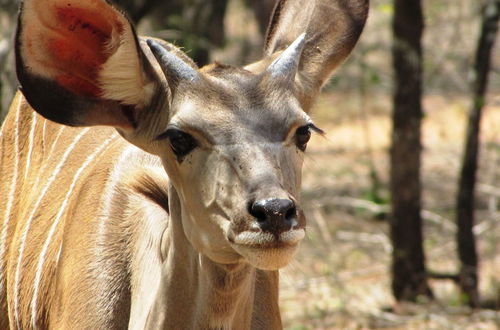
[{"left": 1, "top": 0, "right": 499, "bottom": 328}]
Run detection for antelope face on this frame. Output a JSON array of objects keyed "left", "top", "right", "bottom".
[
  {"left": 113, "top": 35, "right": 316, "bottom": 270},
  {"left": 152, "top": 66, "right": 315, "bottom": 270}
]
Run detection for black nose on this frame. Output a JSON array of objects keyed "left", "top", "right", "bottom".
[{"left": 249, "top": 198, "right": 297, "bottom": 234}]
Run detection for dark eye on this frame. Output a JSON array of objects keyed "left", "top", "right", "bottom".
[
  {"left": 295, "top": 125, "right": 311, "bottom": 151},
  {"left": 158, "top": 129, "right": 197, "bottom": 159}
]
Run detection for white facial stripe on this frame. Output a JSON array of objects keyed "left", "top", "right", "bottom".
[
  {"left": 30, "top": 134, "right": 116, "bottom": 329},
  {"left": 13, "top": 128, "right": 90, "bottom": 329},
  {"left": 0, "top": 97, "right": 21, "bottom": 301}
]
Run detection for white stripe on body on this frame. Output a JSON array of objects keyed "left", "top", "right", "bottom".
[
  {"left": 90, "top": 146, "right": 136, "bottom": 323},
  {"left": 0, "top": 98, "right": 22, "bottom": 298},
  {"left": 55, "top": 242, "right": 63, "bottom": 266},
  {"left": 41, "top": 119, "right": 47, "bottom": 155},
  {"left": 24, "top": 112, "right": 37, "bottom": 179},
  {"left": 30, "top": 126, "right": 64, "bottom": 194},
  {"left": 46, "top": 125, "right": 65, "bottom": 158},
  {"left": 13, "top": 128, "right": 91, "bottom": 329},
  {"left": 31, "top": 134, "right": 117, "bottom": 329},
  {"left": 99, "top": 145, "right": 136, "bottom": 221}
]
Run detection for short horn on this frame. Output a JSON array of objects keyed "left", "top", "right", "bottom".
[
  {"left": 266, "top": 33, "right": 306, "bottom": 82},
  {"left": 146, "top": 39, "right": 199, "bottom": 84}
]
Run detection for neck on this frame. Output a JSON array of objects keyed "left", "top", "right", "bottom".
[{"left": 129, "top": 186, "right": 282, "bottom": 329}]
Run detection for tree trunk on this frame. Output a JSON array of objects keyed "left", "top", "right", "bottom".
[
  {"left": 180, "top": 0, "right": 228, "bottom": 65},
  {"left": 390, "top": 0, "right": 433, "bottom": 302},
  {"left": 455, "top": 0, "right": 499, "bottom": 308},
  {"left": 115, "top": 0, "right": 228, "bottom": 66},
  {"left": 244, "top": 0, "right": 277, "bottom": 36}
]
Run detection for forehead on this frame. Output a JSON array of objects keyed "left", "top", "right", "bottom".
[{"left": 169, "top": 65, "right": 308, "bottom": 142}]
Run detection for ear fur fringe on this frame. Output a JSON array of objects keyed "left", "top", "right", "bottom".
[{"left": 99, "top": 24, "right": 155, "bottom": 107}]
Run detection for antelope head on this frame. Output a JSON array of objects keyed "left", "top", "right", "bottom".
[
  {"left": 15, "top": 0, "right": 369, "bottom": 270},
  {"left": 141, "top": 34, "right": 317, "bottom": 269}
]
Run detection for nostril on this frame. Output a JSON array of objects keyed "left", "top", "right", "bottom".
[
  {"left": 249, "top": 201, "right": 267, "bottom": 222},
  {"left": 285, "top": 206, "right": 297, "bottom": 221},
  {"left": 254, "top": 210, "right": 267, "bottom": 222}
]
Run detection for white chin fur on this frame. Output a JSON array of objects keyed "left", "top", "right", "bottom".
[
  {"left": 233, "top": 229, "right": 305, "bottom": 245},
  {"left": 232, "top": 243, "right": 300, "bottom": 270}
]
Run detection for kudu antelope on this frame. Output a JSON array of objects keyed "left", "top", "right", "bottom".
[{"left": 0, "top": 0, "right": 368, "bottom": 328}]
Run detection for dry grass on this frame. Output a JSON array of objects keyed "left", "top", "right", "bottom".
[{"left": 280, "top": 91, "right": 500, "bottom": 329}]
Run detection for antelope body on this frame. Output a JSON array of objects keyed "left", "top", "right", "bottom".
[{"left": 0, "top": 0, "right": 368, "bottom": 329}]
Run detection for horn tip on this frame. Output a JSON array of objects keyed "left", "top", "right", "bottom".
[
  {"left": 146, "top": 39, "right": 162, "bottom": 54},
  {"left": 146, "top": 39, "right": 199, "bottom": 83},
  {"left": 267, "top": 32, "right": 307, "bottom": 79},
  {"left": 296, "top": 33, "right": 307, "bottom": 45}
]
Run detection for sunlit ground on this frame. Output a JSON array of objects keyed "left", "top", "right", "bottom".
[{"left": 280, "top": 91, "right": 500, "bottom": 329}]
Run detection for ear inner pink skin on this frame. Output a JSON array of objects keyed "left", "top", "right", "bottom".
[{"left": 43, "top": 6, "right": 123, "bottom": 98}]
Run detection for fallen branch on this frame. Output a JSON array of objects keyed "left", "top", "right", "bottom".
[
  {"left": 477, "top": 183, "right": 500, "bottom": 198},
  {"left": 427, "top": 271, "right": 460, "bottom": 282},
  {"left": 336, "top": 230, "right": 392, "bottom": 252}
]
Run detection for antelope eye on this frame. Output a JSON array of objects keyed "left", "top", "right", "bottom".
[
  {"left": 158, "top": 129, "right": 197, "bottom": 159},
  {"left": 295, "top": 125, "right": 311, "bottom": 151}
]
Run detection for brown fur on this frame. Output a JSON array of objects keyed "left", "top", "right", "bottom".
[{"left": 263, "top": 0, "right": 369, "bottom": 111}]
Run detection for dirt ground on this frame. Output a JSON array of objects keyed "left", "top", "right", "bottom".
[{"left": 279, "top": 91, "right": 500, "bottom": 329}]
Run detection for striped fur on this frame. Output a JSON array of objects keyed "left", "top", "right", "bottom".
[
  {"left": 0, "top": 93, "right": 162, "bottom": 328},
  {"left": 1, "top": 0, "right": 368, "bottom": 328}
]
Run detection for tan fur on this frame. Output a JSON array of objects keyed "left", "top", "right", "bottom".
[
  {"left": 0, "top": 94, "right": 285, "bottom": 329},
  {"left": 1, "top": 0, "right": 368, "bottom": 329},
  {"left": 257, "top": 0, "right": 369, "bottom": 111}
]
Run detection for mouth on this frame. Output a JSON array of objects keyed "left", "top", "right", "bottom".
[
  {"left": 228, "top": 228, "right": 306, "bottom": 270},
  {"left": 230, "top": 228, "right": 305, "bottom": 248}
]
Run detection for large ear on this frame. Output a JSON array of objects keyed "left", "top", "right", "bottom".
[
  {"left": 15, "top": 0, "right": 165, "bottom": 130},
  {"left": 251, "top": 0, "right": 369, "bottom": 111}
]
